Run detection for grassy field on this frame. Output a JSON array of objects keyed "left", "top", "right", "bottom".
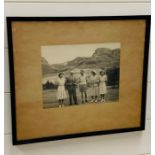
[{"left": 43, "top": 86, "right": 119, "bottom": 108}]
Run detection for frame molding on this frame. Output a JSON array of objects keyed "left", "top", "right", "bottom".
[{"left": 7, "top": 15, "right": 151, "bottom": 145}]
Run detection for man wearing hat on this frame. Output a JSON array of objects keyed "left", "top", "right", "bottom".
[
  {"left": 66, "top": 71, "right": 78, "bottom": 105},
  {"left": 78, "top": 70, "right": 88, "bottom": 103}
]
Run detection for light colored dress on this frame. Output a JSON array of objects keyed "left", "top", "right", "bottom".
[
  {"left": 99, "top": 75, "right": 107, "bottom": 94},
  {"left": 90, "top": 75, "right": 99, "bottom": 96},
  {"left": 56, "top": 77, "right": 67, "bottom": 100}
]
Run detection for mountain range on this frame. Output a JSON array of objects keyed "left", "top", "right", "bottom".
[{"left": 42, "top": 47, "right": 120, "bottom": 75}]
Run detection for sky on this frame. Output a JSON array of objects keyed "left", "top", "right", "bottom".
[{"left": 41, "top": 42, "right": 120, "bottom": 64}]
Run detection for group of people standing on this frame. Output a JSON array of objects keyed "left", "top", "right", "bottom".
[{"left": 55, "top": 69, "right": 108, "bottom": 107}]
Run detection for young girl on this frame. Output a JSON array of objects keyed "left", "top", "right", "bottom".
[
  {"left": 90, "top": 70, "right": 99, "bottom": 103},
  {"left": 55, "top": 73, "right": 67, "bottom": 107},
  {"left": 99, "top": 70, "right": 108, "bottom": 102}
]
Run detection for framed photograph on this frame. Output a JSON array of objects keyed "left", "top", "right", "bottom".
[{"left": 7, "top": 16, "right": 150, "bottom": 145}]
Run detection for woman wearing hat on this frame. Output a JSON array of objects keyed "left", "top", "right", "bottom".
[
  {"left": 99, "top": 70, "right": 108, "bottom": 102},
  {"left": 90, "top": 70, "right": 99, "bottom": 103},
  {"left": 55, "top": 72, "right": 67, "bottom": 107}
]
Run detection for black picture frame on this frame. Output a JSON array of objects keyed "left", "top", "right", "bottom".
[{"left": 7, "top": 15, "right": 151, "bottom": 145}]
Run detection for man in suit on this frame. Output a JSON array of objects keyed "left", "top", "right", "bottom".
[{"left": 66, "top": 71, "right": 78, "bottom": 105}]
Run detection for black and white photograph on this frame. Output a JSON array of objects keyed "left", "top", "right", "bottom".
[{"left": 41, "top": 43, "right": 120, "bottom": 108}]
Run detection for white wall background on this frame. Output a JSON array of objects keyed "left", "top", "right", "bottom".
[{"left": 4, "top": 1, "right": 151, "bottom": 155}]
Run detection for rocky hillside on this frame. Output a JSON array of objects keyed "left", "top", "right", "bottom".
[{"left": 42, "top": 48, "right": 120, "bottom": 75}]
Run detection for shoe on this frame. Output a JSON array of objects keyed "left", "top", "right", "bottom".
[
  {"left": 95, "top": 100, "right": 98, "bottom": 103},
  {"left": 90, "top": 99, "right": 94, "bottom": 103},
  {"left": 101, "top": 99, "right": 105, "bottom": 103}
]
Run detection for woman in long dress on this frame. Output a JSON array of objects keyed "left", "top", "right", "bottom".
[
  {"left": 99, "top": 70, "right": 108, "bottom": 102},
  {"left": 55, "top": 73, "right": 67, "bottom": 107},
  {"left": 89, "top": 70, "right": 99, "bottom": 103}
]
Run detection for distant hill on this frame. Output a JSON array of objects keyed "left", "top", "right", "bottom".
[
  {"left": 42, "top": 48, "right": 120, "bottom": 75},
  {"left": 42, "top": 57, "right": 57, "bottom": 74}
]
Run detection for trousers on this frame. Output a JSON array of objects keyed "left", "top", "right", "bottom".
[{"left": 67, "top": 87, "right": 78, "bottom": 105}]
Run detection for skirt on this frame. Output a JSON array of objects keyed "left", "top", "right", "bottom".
[
  {"left": 99, "top": 82, "right": 107, "bottom": 94},
  {"left": 57, "top": 86, "right": 67, "bottom": 100},
  {"left": 90, "top": 85, "right": 99, "bottom": 96}
]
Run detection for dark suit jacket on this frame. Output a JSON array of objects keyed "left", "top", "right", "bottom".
[{"left": 65, "top": 75, "right": 77, "bottom": 90}]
